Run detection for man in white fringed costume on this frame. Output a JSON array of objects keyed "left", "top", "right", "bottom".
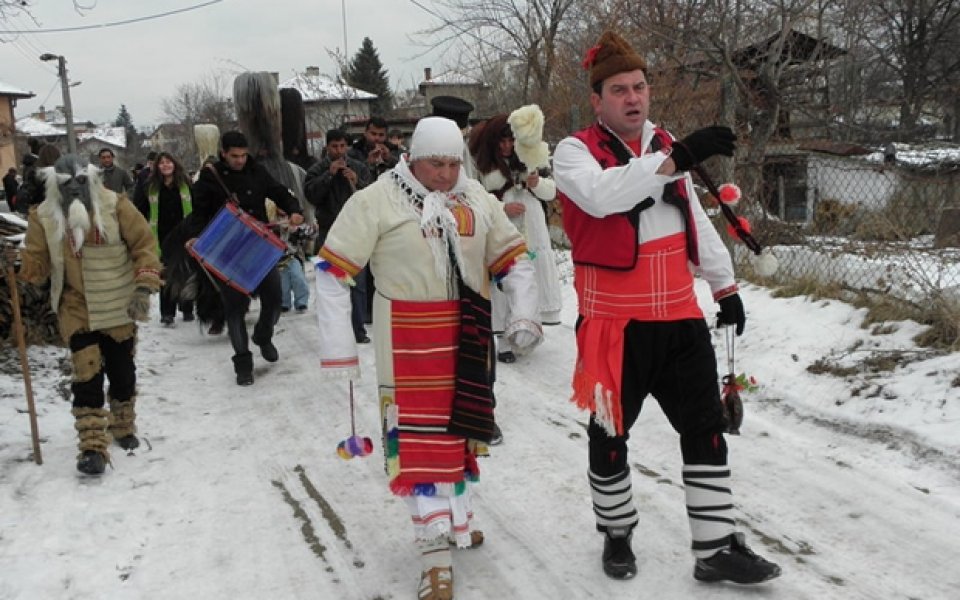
[{"left": 313, "top": 117, "right": 540, "bottom": 600}]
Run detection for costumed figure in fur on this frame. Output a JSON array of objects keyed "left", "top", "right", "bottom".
[
  {"left": 280, "top": 86, "right": 318, "bottom": 250},
  {"left": 7, "top": 155, "right": 161, "bottom": 475},
  {"left": 468, "top": 105, "right": 557, "bottom": 363},
  {"left": 160, "top": 124, "right": 226, "bottom": 334},
  {"left": 313, "top": 117, "right": 541, "bottom": 599}
]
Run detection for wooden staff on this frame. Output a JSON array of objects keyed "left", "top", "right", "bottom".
[{"left": 4, "top": 249, "right": 43, "bottom": 465}]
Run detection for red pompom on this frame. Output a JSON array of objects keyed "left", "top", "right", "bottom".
[
  {"left": 582, "top": 44, "right": 601, "bottom": 70},
  {"left": 726, "top": 216, "right": 752, "bottom": 240},
  {"left": 717, "top": 183, "right": 741, "bottom": 205}
]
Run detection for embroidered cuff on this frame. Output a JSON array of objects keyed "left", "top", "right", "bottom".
[
  {"left": 713, "top": 284, "right": 739, "bottom": 301},
  {"left": 489, "top": 242, "right": 528, "bottom": 280},
  {"left": 318, "top": 246, "right": 362, "bottom": 279}
]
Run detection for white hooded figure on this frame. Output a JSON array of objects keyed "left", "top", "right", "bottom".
[{"left": 469, "top": 105, "right": 563, "bottom": 361}]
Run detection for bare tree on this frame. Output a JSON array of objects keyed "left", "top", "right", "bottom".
[
  {"left": 416, "top": 0, "right": 578, "bottom": 104},
  {"left": 160, "top": 70, "right": 235, "bottom": 132},
  {"left": 158, "top": 70, "right": 235, "bottom": 167},
  {"left": 858, "top": 0, "right": 960, "bottom": 139}
]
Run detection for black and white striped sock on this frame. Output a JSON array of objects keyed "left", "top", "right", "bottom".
[
  {"left": 683, "top": 464, "right": 736, "bottom": 558},
  {"left": 589, "top": 468, "right": 638, "bottom": 533}
]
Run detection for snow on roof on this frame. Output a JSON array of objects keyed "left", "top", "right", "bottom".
[
  {"left": 279, "top": 73, "right": 376, "bottom": 102},
  {"left": 14, "top": 115, "right": 64, "bottom": 137},
  {"left": 0, "top": 81, "right": 34, "bottom": 98},
  {"left": 79, "top": 126, "right": 126, "bottom": 148},
  {"left": 862, "top": 143, "right": 960, "bottom": 169}
]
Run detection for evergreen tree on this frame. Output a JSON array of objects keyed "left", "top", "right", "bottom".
[
  {"left": 344, "top": 37, "right": 393, "bottom": 116},
  {"left": 114, "top": 104, "right": 136, "bottom": 148}
]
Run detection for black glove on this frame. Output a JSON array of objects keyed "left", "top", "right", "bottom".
[
  {"left": 670, "top": 126, "right": 737, "bottom": 171},
  {"left": 717, "top": 293, "right": 746, "bottom": 336}
]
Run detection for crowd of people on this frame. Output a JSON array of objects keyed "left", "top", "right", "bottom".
[{"left": 1, "top": 31, "right": 782, "bottom": 599}]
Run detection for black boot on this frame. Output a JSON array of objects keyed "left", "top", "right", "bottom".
[
  {"left": 233, "top": 352, "right": 254, "bottom": 386},
  {"left": 77, "top": 450, "right": 106, "bottom": 475},
  {"left": 694, "top": 533, "right": 781, "bottom": 584},
  {"left": 602, "top": 529, "right": 637, "bottom": 580},
  {"left": 116, "top": 434, "right": 140, "bottom": 450},
  {"left": 251, "top": 334, "right": 279, "bottom": 362}
]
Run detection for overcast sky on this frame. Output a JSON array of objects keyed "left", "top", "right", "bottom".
[{"left": 1, "top": 0, "right": 450, "bottom": 128}]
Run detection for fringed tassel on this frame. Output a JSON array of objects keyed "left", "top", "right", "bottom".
[{"left": 572, "top": 362, "right": 623, "bottom": 437}]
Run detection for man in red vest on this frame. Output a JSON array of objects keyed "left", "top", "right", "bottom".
[{"left": 553, "top": 30, "right": 780, "bottom": 585}]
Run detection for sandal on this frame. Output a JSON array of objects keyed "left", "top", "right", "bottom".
[{"left": 418, "top": 566, "right": 453, "bottom": 600}]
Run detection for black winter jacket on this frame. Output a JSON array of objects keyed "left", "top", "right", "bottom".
[
  {"left": 189, "top": 158, "right": 302, "bottom": 237},
  {"left": 303, "top": 155, "right": 372, "bottom": 232}
]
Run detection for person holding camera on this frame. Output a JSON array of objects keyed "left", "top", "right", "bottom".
[
  {"left": 348, "top": 116, "right": 398, "bottom": 179},
  {"left": 304, "top": 129, "right": 373, "bottom": 342}
]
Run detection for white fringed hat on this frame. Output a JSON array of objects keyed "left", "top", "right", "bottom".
[{"left": 409, "top": 117, "right": 464, "bottom": 162}]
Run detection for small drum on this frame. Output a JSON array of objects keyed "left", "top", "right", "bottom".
[{"left": 188, "top": 203, "right": 286, "bottom": 295}]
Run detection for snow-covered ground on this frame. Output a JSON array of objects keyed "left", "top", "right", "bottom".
[{"left": 2, "top": 260, "right": 959, "bottom": 600}]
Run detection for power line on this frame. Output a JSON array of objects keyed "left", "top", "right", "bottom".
[{"left": 0, "top": 0, "right": 223, "bottom": 34}]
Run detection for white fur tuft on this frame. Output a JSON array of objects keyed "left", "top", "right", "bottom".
[
  {"left": 194, "top": 124, "right": 221, "bottom": 165},
  {"left": 508, "top": 104, "right": 551, "bottom": 172},
  {"left": 67, "top": 198, "right": 90, "bottom": 250}
]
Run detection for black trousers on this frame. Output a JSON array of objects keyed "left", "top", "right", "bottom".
[
  {"left": 70, "top": 330, "right": 136, "bottom": 409},
  {"left": 160, "top": 287, "right": 194, "bottom": 319},
  {"left": 217, "top": 266, "right": 282, "bottom": 364},
  {"left": 587, "top": 319, "right": 728, "bottom": 477}
]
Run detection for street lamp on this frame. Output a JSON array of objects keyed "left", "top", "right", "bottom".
[{"left": 39, "top": 53, "right": 77, "bottom": 154}]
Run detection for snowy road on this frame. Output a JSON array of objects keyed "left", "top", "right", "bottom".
[{"left": 2, "top": 279, "right": 959, "bottom": 599}]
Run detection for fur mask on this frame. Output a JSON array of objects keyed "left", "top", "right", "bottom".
[{"left": 41, "top": 155, "right": 107, "bottom": 251}]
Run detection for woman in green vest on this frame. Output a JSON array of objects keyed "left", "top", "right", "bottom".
[{"left": 136, "top": 151, "right": 194, "bottom": 326}]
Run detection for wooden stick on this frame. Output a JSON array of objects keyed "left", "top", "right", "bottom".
[{"left": 5, "top": 262, "right": 43, "bottom": 465}]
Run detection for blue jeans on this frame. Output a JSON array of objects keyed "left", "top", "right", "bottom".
[{"left": 280, "top": 259, "right": 310, "bottom": 310}]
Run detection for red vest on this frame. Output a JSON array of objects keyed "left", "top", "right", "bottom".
[{"left": 559, "top": 123, "right": 699, "bottom": 269}]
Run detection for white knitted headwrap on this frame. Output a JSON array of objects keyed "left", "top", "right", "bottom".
[{"left": 409, "top": 117, "right": 464, "bottom": 161}]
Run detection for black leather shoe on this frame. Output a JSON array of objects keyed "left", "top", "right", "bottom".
[
  {"left": 236, "top": 371, "right": 254, "bottom": 386},
  {"left": 497, "top": 350, "right": 516, "bottom": 364},
  {"left": 693, "top": 533, "right": 781, "bottom": 584},
  {"left": 602, "top": 531, "right": 637, "bottom": 580},
  {"left": 356, "top": 334, "right": 371, "bottom": 344}
]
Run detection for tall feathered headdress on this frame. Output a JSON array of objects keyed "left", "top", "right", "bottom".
[{"left": 507, "top": 104, "right": 550, "bottom": 173}]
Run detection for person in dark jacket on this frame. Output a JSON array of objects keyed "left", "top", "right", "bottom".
[
  {"left": 304, "top": 129, "right": 372, "bottom": 342},
  {"left": 134, "top": 151, "right": 195, "bottom": 326},
  {"left": 190, "top": 131, "right": 304, "bottom": 386},
  {"left": 347, "top": 116, "right": 397, "bottom": 179},
  {"left": 98, "top": 148, "right": 135, "bottom": 195},
  {"left": 3, "top": 168, "right": 18, "bottom": 211},
  {"left": 16, "top": 144, "right": 61, "bottom": 213}
]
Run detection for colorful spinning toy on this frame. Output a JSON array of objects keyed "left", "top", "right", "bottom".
[{"left": 337, "top": 380, "right": 374, "bottom": 459}]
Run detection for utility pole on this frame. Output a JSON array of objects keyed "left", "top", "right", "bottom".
[{"left": 39, "top": 53, "right": 77, "bottom": 154}]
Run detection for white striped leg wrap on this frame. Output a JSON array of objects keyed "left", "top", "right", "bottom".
[
  {"left": 589, "top": 469, "right": 638, "bottom": 531},
  {"left": 683, "top": 464, "right": 736, "bottom": 558},
  {"left": 416, "top": 535, "right": 452, "bottom": 570}
]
